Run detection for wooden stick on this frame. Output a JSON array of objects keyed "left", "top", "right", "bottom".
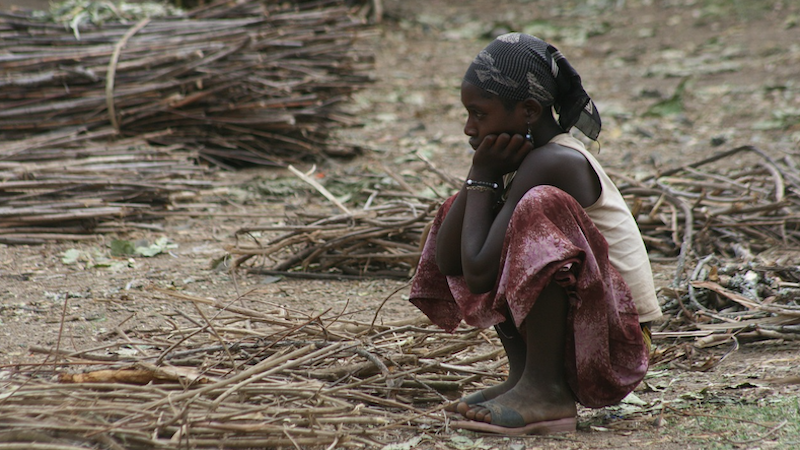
[
  {"left": 287, "top": 165, "right": 351, "bottom": 215},
  {"left": 106, "top": 19, "right": 151, "bottom": 132}
]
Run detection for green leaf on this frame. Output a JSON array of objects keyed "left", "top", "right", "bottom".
[
  {"left": 645, "top": 78, "right": 690, "bottom": 117},
  {"left": 110, "top": 239, "right": 136, "bottom": 256},
  {"left": 90, "top": 256, "right": 114, "bottom": 268}
]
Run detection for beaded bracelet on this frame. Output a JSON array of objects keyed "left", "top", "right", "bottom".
[
  {"left": 465, "top": 179, "right": 499, "bottom": 190},
  {"left": 466, "top": 185, "right": 496, "bottom": 193}
]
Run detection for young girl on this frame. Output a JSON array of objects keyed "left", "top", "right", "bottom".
[{"left": 409, "top": 33, "right": 662, "bottom": 435}]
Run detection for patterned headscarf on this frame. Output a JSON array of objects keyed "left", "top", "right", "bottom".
[{"left": 463, "top": 33, "right": 602, "bottom": 140}]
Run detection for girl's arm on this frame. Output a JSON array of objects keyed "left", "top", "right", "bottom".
[
  {"left": 459, "top": 178, "right": 514, "bottom": 293},
  {"left": 435, "top": 186, "right": 467, "bottom": 276},
  {"left": 435, "top": 168, "right": 504, "bottom": 276},
  {"left": 457, "top": 140, "right": 602, "bottom": 294},
  {"left": 456, "top": 133, "right": 532, "bottom": 293}
]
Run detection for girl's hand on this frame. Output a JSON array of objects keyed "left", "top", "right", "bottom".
[{"left": 471, "top": 133, "right": 532, "bottom": 179}]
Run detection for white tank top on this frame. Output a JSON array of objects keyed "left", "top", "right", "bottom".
[{"left": 552, "top": 134, "right": 662, "bottom": 323}]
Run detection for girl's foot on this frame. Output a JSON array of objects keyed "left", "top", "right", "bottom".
[
  {"left": 447, "top": 318, "right": 528, "bottom": 414},
  {"left": 462, "top": 378, "right": 576, "bottom": 427},
  {"left": 446, "top": 378, "right": 518, "bottom": 414}
]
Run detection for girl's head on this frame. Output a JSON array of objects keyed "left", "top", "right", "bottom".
[{"left": 462, "top": 33, "right": 601, "bottom": 141}]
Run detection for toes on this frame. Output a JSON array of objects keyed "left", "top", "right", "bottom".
[
  {"left": 445, "top": 400, "right": 472, "bottom": 415},
  {"left": 465, "top": 406, "right": 490, "bottom": 422},
  {"left": 464, "top": 406, "right": 478, "bottom": 420},
  {"left": 474, "top": 408, "right": 492, "bottom": 423}
]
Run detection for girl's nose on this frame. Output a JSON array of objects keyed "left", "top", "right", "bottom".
[{"left": 463, "top": 117, "right": 476, "bottom": 137}]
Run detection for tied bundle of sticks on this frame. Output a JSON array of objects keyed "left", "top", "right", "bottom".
[
  {"left": 1, "top": 288, "right": 505, "bottom": 448},
  {"left": 0, "top": 0, "right": 376, "bottom": 168}
]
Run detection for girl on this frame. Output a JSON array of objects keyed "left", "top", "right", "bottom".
[{"left": 409, "top": 33, "right": 662, "bottom": 435}]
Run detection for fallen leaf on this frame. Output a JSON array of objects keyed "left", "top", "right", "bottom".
[
  {"left": 110, "top": 239, "right": 136, "bottom": 256},
  {"left": 645, "top": 78, "right": 690, "bottom": 117},
  {"left": 61, "top": 248, "right": 82, "bottom": 265},
  {"left": 622, "top": 392, "right": 648, "bottom": 406},
  {"left": 135, "top": 237, "right": 178, "bottom": 257}
]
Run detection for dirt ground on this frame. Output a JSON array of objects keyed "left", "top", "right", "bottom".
[{"left": 2, "top": 0, "right": 800, "bottom": 449}]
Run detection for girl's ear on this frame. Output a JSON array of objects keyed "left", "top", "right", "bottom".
[{"left": 523, "top": 98, "right": 544, "bottom": 124}]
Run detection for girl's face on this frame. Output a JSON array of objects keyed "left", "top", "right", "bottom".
[{"left": 461, "top": 80, "right": 527, "bottom": 151}]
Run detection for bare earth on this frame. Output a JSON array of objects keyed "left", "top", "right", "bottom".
[{"left": 2, "top": 0, "right": 800, "bottom": 449}]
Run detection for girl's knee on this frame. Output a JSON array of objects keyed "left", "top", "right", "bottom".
[{"left": 518, "top": 185, "right": 581, "bottom": 213}]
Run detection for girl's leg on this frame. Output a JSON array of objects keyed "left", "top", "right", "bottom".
[
  {"left": 451, "top": 313, "right": 527, "bottom": 414},
  {"left": 464, "top": 281, "right": 577, "bottom": 425}
]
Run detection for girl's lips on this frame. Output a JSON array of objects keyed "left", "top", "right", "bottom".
[{"left": 468, "top": 139, "right": 479, "bottom": 150}]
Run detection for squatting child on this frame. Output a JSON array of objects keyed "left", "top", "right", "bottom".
[{"left": 409, "top": 33, "right": 662, "bottom": 435}]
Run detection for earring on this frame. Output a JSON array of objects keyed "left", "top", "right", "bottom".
[{"left": 525, "top": 124, "right": 535, "bottom": 146}]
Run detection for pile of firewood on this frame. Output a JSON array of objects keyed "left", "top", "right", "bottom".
[
  {"left": 0, "top": 129, "right": 216, "bottom": 244},
  {"left": 0, "top": 0, "right": 376, "bottom": 241},
  {"left": 0, "top": 0, "right": 376, "bottom": 167},
  {"left": 614, "top": 145, "right": 800, "bottom": 286},
  {"left": 230, "top": 145, "right": 800, "bottom": 280},
  {"left": 228, "top": 146, "right": 800, "bottom": 345}
]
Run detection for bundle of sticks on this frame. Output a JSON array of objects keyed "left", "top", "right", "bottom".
[
  {"left": 0, "top": 0, "right": 375, "bottom": 168},
  {"left": 0, "top": 129, "right": 215, "bottom": 244},
  {"left": 614, "top": 145, "right": 800, "bottom": 286},
  {"left": 228, "top": 161, "right": 444, "bottom": 279}
]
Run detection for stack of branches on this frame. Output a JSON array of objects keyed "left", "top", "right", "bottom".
[
  {"left": 230, "top": 145, "right": 800, "bottom": 277},
  {"left": 230, "top": 203, "right": 435, "bottom": 280},
  {"left": 614, "top": 145, "right": 800, "bottom": 346},
  {"left": 0, "top": 288, "right": 503, "bottom": 448},
  {"left": 228, "top": 162, "right": 445, "bottom": 279},
  {"left": 0, "top": 0, "right": 375, "bottom": 168},
  {"left": 616, "top": 145, "right": 800, "bottom": 283},
  {"left": 0, "top": 129, "right": 215, "bottom": 245},
  {"left": 650, "top": 257, "right": 800, "bottom": 370}
]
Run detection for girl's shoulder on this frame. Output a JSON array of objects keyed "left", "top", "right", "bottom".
[
  {"left": 522, "top": 141, "right": 592, "bottom": 172},
  {"left": 514, "top": 141, "right": 601, "bottom": 207}
]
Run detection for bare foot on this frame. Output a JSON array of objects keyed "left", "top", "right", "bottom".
[
  {"left": 447, "top": 378, "right": 518, "bottom": 414},
  {"left": 449, "top": 320, "right": 528, "bottom": 414},
  {"left": 463, "top": 377, "right": 576, "bottom": 426}
]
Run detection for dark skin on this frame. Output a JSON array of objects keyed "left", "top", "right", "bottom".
[{"left": 438, "top": 80, "right": 602, "bottom": 425}]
